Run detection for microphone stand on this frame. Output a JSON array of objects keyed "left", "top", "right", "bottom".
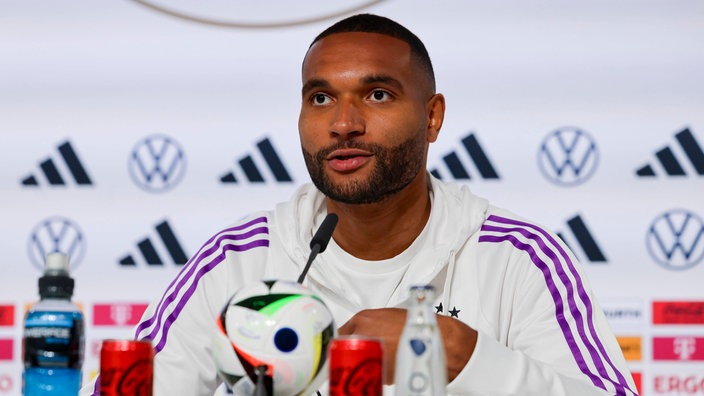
[{"left": 252, "top": 365, "right": 272, "bottom": 396}]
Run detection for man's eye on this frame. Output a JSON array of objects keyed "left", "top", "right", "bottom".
[
  {"left": 312, "top": 93, "right": 331, "bottom": 105},
  {"left": 369, "top": 90, "right": 391, "bottom": 102}
]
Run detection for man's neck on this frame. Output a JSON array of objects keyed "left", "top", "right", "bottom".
[{"left": 325, "top": 175, "right": 431, "bottom": 261}]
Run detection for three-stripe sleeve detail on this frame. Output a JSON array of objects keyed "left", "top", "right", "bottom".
[
  {"left": 134, "top": 216, "right": 270, "bottom": 353},
  {"left": 479, "top": 215, "right": 636, "bottom": 396}
]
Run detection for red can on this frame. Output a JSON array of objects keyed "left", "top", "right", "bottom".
[
  {"left": 329, "top": 336, "right": 383, "bottom": 396},
  {"left": 99, "top": 339, "right": 154, "bottom": 396}
]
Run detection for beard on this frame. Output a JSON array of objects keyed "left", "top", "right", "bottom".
[{"left": 302, "top": 135, "right": 426, "bottom": 204}]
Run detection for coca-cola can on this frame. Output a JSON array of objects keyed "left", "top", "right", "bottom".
[
  {"left": 99, "top": 339, "right": 154, "bottom": 396},
  {"left": 329, "top": 335, "right": 383, "bottom": 396}
]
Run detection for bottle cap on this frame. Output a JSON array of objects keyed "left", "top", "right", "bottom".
[
  {"left": 45, "top": 252, "right": 70, "bottom": 275},
  {"left": 39, "top": 252, "right": 75, "bottom": 299}
]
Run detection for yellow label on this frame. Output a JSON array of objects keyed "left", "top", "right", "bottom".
[{"left": 617, "top": 336, "right": 641, "bottom": 361}]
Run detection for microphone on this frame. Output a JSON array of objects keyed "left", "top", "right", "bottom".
[{"left": 297, "top": 213, "right": 338, "bottom": 284}]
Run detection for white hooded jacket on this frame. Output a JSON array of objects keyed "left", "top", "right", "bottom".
[{"left": 81, "top": 176, "right": 638, "bottom": 396}]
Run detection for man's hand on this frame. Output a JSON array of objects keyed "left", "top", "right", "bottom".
[{"left": 338, "top": 308, "right": 478, "bottom": 384}]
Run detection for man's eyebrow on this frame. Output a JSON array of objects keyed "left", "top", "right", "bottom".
[
  {"left": 301, "top": 78, "right": 329, "bottom": 96},
  {"left": 361, "top": 75, "right": 403, "bottom": 92}
]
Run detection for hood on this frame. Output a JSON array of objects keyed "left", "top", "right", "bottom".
[{"left": 273, "top": 175, "right": 489, "bottom": 317}]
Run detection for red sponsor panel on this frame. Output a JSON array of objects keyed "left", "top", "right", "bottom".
[
  {"left": 654, "top": 336, "right": 704, "bottom": 361},
  {"left": 653, "top": 301, "right": 704, "bottom": 324},
  {"left": 631, "top": 372, "right": 642, "bottom": 395},
  {"left": 654, "top": 374, "right": 704, "bottom": 395},
  {"left": 0, "top": 305, "right": 13, "bottom": 327},
  {"left": 93, "top": 303, "right": 148, "bottom": 326},
  {"left": 0, "top": 339, "right": 12, "bottom": 361}
]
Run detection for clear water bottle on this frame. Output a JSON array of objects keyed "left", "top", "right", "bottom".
[
  {"left": 23, "top": 252, "right": 85, "bottom": 395},
  {"left": 394, "top": 285, "right": 447, "bottom": 396}
]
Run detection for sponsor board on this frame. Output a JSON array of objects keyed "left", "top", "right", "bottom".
[
  {"left": 654, "top": 337, "right": 704, "bottom": 361},
  {"left": 617, "top": 336, "right": 642, "bottom": 361},
  {"left": 0, "top": 306, "right": 13, "bottom": 327},
  {"left": 0, "top": 374, "right": 13, "bottom": 394},
  {"left": 631, "top": 372, "right": 642, "bottom": 395},
  {"left": 0, "top": 340, "right": 12, "bottom": 361},
  {"left": 653, "top": 301, "right": 704, "bottom": 325},
  {"left": 601, "top": 299, "right": 645, "bottom": 330},
  {"left": 93, "top": 303, "right": 148, "bottom": 326},
  {"left": 654, "top": 372, "right": 704, "bottom": 395}
]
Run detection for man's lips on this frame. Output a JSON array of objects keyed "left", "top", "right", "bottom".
[{"left": 326, "top": 148, "right": 373, "bottom": 172}]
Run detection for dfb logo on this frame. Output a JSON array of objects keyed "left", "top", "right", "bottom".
[
  {"left": 27, "top": 216, "right": 85, "bottom": 271},
  {"left": 128, "top": 134, "right": 187, "bottom": 193},
  {"left": 537, "top": 127, "right": 599, "bottom": 186},
  {"left": 646, "top": 209, "right": 704, "bottom": 270}
]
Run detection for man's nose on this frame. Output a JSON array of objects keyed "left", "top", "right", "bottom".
[{"left": 330, "top": 99, "right": 365, "bottom": 139}]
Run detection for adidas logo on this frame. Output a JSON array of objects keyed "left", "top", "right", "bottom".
[
  {"left": 119, "top": 220, "right": 188, "bottom": 266},
  {"left": 556, "top": 215, "right": 607, "bottom": 263},
  {"left": 636, "top": 127, "right": 704, "bottom": 177},
  {"left": 430, "top": 133, "right": 500, "bottom": 180},
  {"left": 220, "top": 137, "right": 293, "bottom": 184},
  {"left": 21, "top": 140, "right": 93, "bottom": 186}
]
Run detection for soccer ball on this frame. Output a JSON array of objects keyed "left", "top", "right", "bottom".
[{"left": 210, "top": 280, "right": 336, "bottom": 395}]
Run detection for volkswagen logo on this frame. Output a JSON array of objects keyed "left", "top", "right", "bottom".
[
  {"left": 128, "top": 0, "right": 386, "bottom": 29},
  {"left": 27, "top": 216, "right": 86, "bottom": 271},
  {"left": 537, "top": 127, "right": 599, "bottom": 186},
  {"left": 128, "top": 134, "right": 187, "bottom": 193},
  {"left": 646, "top": 209, "right": 704, "bottom": 270}
]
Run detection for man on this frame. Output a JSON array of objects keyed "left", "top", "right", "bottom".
[{"left": 82, "top": 13, "right": 638, "bottom": 396}]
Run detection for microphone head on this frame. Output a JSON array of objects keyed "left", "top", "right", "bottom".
[{"left": 310, "top": 213, "right": 338, "bottom": 253}]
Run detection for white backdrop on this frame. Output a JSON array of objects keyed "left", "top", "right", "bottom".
[{"left": 1, "top": 1, "right": 703, "bottom": 395}]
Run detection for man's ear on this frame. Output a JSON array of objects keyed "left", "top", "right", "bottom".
[{"left": 426, "top": 93, "right": 445, "bottom": 143}]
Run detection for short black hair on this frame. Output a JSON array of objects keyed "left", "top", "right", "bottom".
[{"left": 310, "top": 13, "right": 436, "bottom": 92}]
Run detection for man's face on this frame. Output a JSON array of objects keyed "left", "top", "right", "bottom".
[{"left": 298, "top": 32, "right": 434, "bottom": 204}]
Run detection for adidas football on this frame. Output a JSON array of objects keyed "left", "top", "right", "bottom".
[{"left": 211, "top": 280, "right": 336, "bottom": 395}]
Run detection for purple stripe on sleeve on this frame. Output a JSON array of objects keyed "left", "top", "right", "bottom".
[
  {"left": 479, "top": 233, "right": 606, "bottom": 391},
  {"left": 142, "top": 229, "right": 269, "bottom": 343},
  {"left": 482, "top": 224, "right": 608, "bottom": 372},
  {"left": 134, "top": 217, "right": 269, "bottom": 339},
  {"left": 486, "top": 215, "right": 634, "bottom": 395},
  {"left": 135, "top": 217, "right": 268, "bottom": 338},
  {"left": 151, "top": 239, "right": 270, "bottom": 352},
  {"left": 480, "top": 215, "right": 635, "bottom": 396}
]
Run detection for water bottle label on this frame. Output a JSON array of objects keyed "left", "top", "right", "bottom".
[{"left": 23, "top": 311, "right": 84, "bottom": 369}]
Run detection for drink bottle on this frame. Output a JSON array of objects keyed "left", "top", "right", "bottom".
[
  {"left": 394, "top": 285, "right": 447, "bottom": 396},
  {"left": 23, "top": 252, "right": 85, "bottom": 395}
]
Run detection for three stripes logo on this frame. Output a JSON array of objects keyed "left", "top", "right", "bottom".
[
  {"left": 119, "top": 220, "right": 188, "bottom": 266},
  {"left": 636, "top": 127, "right": 704, "bottom": 177},
  {"left": 220, "top": 137, "right": 293, "bottom": 184},
  {"left": 556, "top": 215, "right": 607, "bottom": 263},
  {"left": 21, "top": 140, "right": 93, "bottom": 186},
  {"left": 429, "top": 133, "right": 500, "bottom": 181}
]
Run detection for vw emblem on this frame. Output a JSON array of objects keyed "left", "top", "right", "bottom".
[
  {"left": 27, "top": 216, "right": 86, "bottom": 271},
  {"left": 537, "top": 127, "right": 599, "bottom": 186},
  {"left": 646, "top": 209, "right": 704, "bottom": 270},
  {"left": 128, "top": 134, "right": 187, "bottom": 193}
]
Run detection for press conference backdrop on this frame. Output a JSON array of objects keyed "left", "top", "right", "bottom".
[{"left": 1, "top": 0, "right": 703, "bottom": 394}]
